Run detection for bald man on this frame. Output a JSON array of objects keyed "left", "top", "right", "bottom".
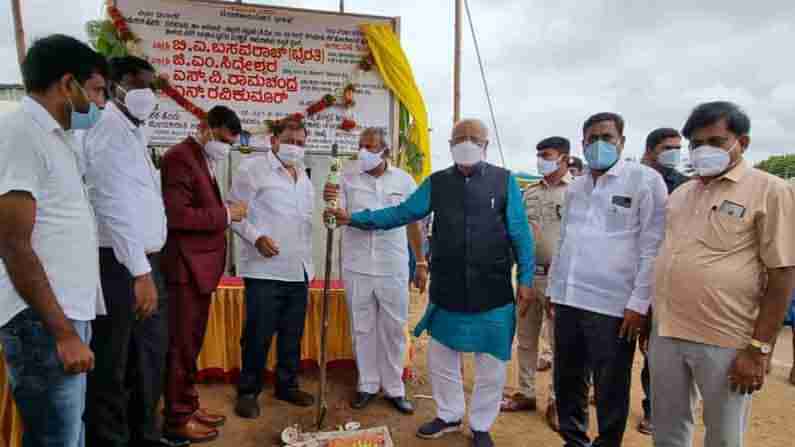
[{"left": 326, "top": 119, "right": 534, "bottom": 447}]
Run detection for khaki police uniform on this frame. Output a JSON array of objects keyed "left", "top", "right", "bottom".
[{"left": 515, "top": 173, "right": 571, "bottom": 399}]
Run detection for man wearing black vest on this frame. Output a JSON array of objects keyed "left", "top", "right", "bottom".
[{"left": 326, "top": 119, "right": 534, "bottom": 447}]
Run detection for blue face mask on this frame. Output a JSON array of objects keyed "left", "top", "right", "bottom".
[
  {"left": 68, "top": 81, "right": 102, "bottom": 130},
  {"left": 584, "top": 140, "right": 619, "bottom": 171}
]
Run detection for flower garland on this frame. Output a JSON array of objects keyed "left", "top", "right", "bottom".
[{"left": 101, "top": 1, "right": 360, "bottom": 131}]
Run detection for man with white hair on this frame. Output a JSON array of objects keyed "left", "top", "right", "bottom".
[
  {"left": 324, "top": 127, "right": 426, "bottom": 415},
  {"left": 326, "top": 119, "right": 534, "bottom": 447}
]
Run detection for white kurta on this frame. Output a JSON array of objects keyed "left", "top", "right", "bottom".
[{"left": 340, "top": 162, "right": 416, "bottom": 396}]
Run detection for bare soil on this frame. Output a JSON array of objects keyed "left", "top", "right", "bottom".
[{"left": 199, "top": 291, "right": 795, "bottom": 446}]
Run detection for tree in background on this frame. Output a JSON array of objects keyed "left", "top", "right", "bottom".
[{"left": 755, "top": 154, "right": 795, "bottom": 179}]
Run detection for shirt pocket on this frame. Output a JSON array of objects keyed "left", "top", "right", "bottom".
[
  {"left": 605, "top": 204, "right": 635, "bottom": 233},
  {"left": 386, "top": 190, "right": 405, "bottom": 206},
  {"left": 698, "top": 207, "right": 750, "bottom": 252},
  {"left": 524, "top": 196, "right": 541, "bottom": 222},
  {"left": 542, "top": 201, "right": 561, "bottom": 224}
]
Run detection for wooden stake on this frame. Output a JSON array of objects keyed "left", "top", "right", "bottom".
[{"left": 11, "top": 0, "right": 26, "bottom": 72}]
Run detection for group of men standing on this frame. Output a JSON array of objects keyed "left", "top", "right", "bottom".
[
  {"left": 325, "top": 103, "right": 794, "bottom": 447},
  {"left": 494, "top": 109, "right": 794, "bottom": 447},
  {"left": 0, "top": 33, "right": 793, "bottom": 447},
  {"left": 0, "top": 36, "right": 251, "bottom": 446},
  {"left": 0, "top": 34, "right": 426, "bottom": 447}
]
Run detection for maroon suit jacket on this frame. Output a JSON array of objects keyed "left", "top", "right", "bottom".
[{"left": 160, "top": 137, "right": 228, "bottom": 294}]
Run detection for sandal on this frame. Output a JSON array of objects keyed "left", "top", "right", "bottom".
[
  {"left": 500, "top": 393, "right": 537, "bottom": 412},
  {"left": 638, "top": 417, "right": 653, "bottom": 435}
]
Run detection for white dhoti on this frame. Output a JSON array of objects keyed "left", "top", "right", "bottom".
[
  {"left": 429, "top": 339, "right": 507, "bottom": 432},
  {"left": 343, "top": 270, "right": 409, "bottom": 397}
]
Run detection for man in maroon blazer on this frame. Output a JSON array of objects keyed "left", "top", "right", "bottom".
[{"left": 160, "top": 106, "right": 247, "bottom": 443}]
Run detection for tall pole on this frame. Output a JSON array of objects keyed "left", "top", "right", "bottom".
[
  {"left": 339, "top": 0, "right": 344, "bottom": 13},
  {"left": 11, "top": 0, "right": 26, "bottom": 71},
  {"left": 453, "top": 0, "right": 462, "bottom": 124}
]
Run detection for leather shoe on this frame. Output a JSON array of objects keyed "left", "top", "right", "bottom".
[
  {"left": 195, "top": 407, "right": 226, "bottom": 427},
  {"left": 145, "top": 438, "right": 191, "bottom": 447},
  {"left": 276, "top": 389, "right": 315, "bottom": 407},
  {"left": 235, "top": 393, "right": 261, "bottom": 419},
  {"left": 351, "top": 392, "right": 377, "bottom": 410},
  {"left": 385, "top": 395, "right": 415, "bottom": 414},
  {"left": 164, "top": 418, "right": 219, "bottom": 444}
]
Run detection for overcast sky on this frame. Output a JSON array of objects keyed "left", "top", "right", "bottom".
[{"left": 2, "top": 0, "right": 794, "bottom": 173}]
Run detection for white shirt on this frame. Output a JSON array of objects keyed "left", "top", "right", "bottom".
[
  {"left": 0, "top": 97, "right": 104, "bottom": 327},
  {"left": 84, "top": 102, "right": 167, "bottom": 277},
  {"left": 230, "top": 150, "right": 315, "bottom": 282},
  {"left": 546, "top": 160, "right": 667, "bottom": 317},
  {"left": 340, "top": 161, "right": 417, "bottom": 278}
]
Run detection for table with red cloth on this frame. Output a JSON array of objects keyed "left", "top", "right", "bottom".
[
  {"left": 0, "top": 276, "right": 414, "bottom": 446},
  {"left": 197, "top": 276, "right": 414, "bottom": 381}
]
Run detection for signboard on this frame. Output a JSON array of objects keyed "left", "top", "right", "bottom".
[{"left": 116, "top": 0, "right": 397, "bottom": 152}]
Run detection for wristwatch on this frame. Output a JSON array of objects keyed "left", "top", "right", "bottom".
[{"left": 748, "top": 338, "right": 772, "bottom": 355}]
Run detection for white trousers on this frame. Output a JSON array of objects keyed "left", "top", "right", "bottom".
[
  {"left": 429, "top": 339, "right": 507, "bottom": 432},
  {"left": 343, "top": 270, "right": 408, "bottom": 397}
]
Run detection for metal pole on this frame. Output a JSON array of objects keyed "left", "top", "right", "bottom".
[
  {"left": 339, "top": 0, "right": 344, "bottom": 13},
  {"left": 11, "top": 0, "right": 26, "bottom": 72},
  {"left": 453, "top": 0, "right": 462, "bottom": 124}
]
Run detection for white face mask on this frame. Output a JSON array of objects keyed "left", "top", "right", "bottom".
[
  {"left": 450, "top": 141, "right": 484, "bottom": 167},
  {"left": 689, "top": 141, "right": 738, "bottom": 177},
  {"left": 358, "top": 149, "right": 385, "bottom": 172},
  {"left": 277, "top": 143, "right": 305, "bottom": 166},
  {"left": 657, "top": 149, "right": 681, "bottom": 169},
  {"left": 118, "top": 86, "right": 157, "bottom": 121},
  {"left": 204, "top": 130, "right": 230, "bottom": 162},
  {"left": 537, "top": 156, "right": 562, "bottom": 176}
]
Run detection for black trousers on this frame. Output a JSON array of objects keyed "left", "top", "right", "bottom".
[
  {"left": 237, "top": 277, "right": 308, "bottom": 396},
  {"left": 554, "top": 304, "right": 636, "bottom": 447},
  {"left": 85, "top": 249, "right": 169, "bottom": 447}
]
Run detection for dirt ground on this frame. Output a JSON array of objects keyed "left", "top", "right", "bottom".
[{"left": 199, "top": 290, "right": 795, "bottom": 447}]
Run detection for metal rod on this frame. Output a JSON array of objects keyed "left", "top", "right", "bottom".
[
  {"left": 339, "top": 0, "right": 344, "bottom": 13},
  {"left": 453, "top": 0, "right": 462, "bottom": 124},
  {"left": 11, "top": 0, "right": 26, "bottom": 72}
]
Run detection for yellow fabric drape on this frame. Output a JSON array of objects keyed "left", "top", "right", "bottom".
[
  {"left": 0, "top": 348, "right": 22, "bottom": 447},
  {"left": 197, "top": 285, "right": 355, "bottom": 373},
  {"left": 360, "top": 23, "right": 431, "bottom": 181}
]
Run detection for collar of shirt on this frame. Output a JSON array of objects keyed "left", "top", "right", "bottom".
[
  {"left": 453, "top": 161, "right": 487, "bottom": 178},
  {"left": 268, "top": 149, "right": 306, "bottom": 178},
  {"left": 105, "top": 101, "right": 138, "bottom": 131},
  {"left": 541, "top": 171, "right": 573, "bottom": 188},
  {"left": 21, "top": 96, "right": 63, "bottom": 134},
  {"left": 584, "top": 159, "right": 627, "bottom": 179},
  {"left": 719, "top": 159, "right": 748, "bottom": 183}
]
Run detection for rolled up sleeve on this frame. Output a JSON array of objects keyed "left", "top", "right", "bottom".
[
  {"left": 229, "top": 161, "right": 263, "bottom": 246},
  {"left": 626, "top": 174, "right": 667, "bottom": 315}
]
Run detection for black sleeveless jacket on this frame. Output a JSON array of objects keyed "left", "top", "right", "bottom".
[{"left": 428, "top": 163, "right": 515, "bottom": 313}]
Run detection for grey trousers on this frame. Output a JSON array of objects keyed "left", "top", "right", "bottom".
[{"left": 649, "top": 328, "right": 751, "bottom": 447}]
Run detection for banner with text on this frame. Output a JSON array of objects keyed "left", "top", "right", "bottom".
[{"left": 116, "top": 0, "right": 396, "bottom": 151}]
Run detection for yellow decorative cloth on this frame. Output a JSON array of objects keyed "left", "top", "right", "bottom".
[
  {"left": 360, "top": 23, "right": 431, "bottom": 181},
  {"left": 0, "top": 348, "right": 22, "bottom": 447}
]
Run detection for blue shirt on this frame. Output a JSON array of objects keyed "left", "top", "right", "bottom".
[{"left": 350, "top": 166, "right": 534, "bottom": 361}]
